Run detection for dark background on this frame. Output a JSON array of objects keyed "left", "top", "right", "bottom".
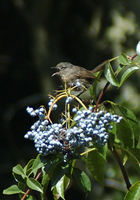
[{"left": 1, "top": 0, "right": 140, "bottom": 199}]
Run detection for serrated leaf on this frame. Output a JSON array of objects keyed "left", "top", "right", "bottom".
[
  {"left": 124, "top": 181, "right": 140, "bottom": 200},
  {"left": 26, "top": 177, "right": 43, "bottom": 193},
  {"left": 119, "top": 66, "right": 139, "bottom": 86},
  {"left": 87, "top": 149, "right": 105, "bottom": 184},
  {"left": 3, "top": 185, "right": 24, "bottom": 195},
  {"left": 118, "top": 53, "right": 130, "bottom": 65},
  {"left": 104, "top": 63, "right": 119, "bottom": 87},
  {"left": 13, "top": 164, "right": 26, "bottom": 179}
]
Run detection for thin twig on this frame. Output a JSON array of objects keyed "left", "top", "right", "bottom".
[
  {"left": 129, "top": 53, "right": 137, "bottom": 60},
  {"left": 94, "top": 82, "right": 110, "bottom": 111}
]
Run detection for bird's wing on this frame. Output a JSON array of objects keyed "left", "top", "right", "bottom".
[{"left": 76, "top": 66, "right": 96, "bottom": 79}]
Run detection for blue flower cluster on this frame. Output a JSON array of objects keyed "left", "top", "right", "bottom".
[{"left": 25, "top": 106, "right": 122, "bottom": 156}]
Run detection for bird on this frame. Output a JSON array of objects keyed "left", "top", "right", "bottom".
[{"left": 52, "top": 61, "right": 107, "bottom": 88}]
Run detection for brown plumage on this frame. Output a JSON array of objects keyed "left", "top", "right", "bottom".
[{"left": 52, "top": 61, "right": 107, "bottom": 87}]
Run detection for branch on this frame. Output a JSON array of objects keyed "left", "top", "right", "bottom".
[{"left": 110, "top": 146, "right": 131, "bottom": 190}]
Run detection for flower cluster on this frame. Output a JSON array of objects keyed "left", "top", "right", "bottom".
[{"left": 25, "top": 106, "right": 122, "bottom": 157}]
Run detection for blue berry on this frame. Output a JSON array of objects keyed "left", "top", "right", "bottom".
[
  {"left": 65, "top": 97, "right": 73, "bottom": 104},
  {"left": 75, "top": 80, "right": 81, "bottom": 87},
  {"left": 48, "top": 99, "right": 58, "bottom": 110},
  {"left": 72, "top": 107, "right": 77, "bottom": 113}
]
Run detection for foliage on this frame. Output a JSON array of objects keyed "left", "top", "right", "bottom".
[{"left": 3, "top": 53, "right": 140, "bottom": 200}]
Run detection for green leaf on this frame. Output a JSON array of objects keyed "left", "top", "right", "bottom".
[
  {"left": 26, "top": 196, "right": 36, "bottom": 200},
  {"left": 119, "top": 66, "right": 139, "bottom": 86},
  {"left": 51, "top": 162, "right": 71, "bottom": 200},
  {"left": 24, "top": 159, "right": 34, "bottom": 175},
  {"left": 80, "top": 171, "right": 91, "bottom": 192},
  {"left": 117, "top": 105, "right": 138, "bottom": 124},
  {"left": 128, "top": 148, "right": 140, "bottom": 167},
  {"left": 30, "top": 155, "right": 44, "bottom": 176},
  {"left": 120, "top": 147, "right": 140, "bottom": 167},
  {"left": 52, "top": 175, "right": 70, "bottom": 200},
  {"left": 104, "top": 63, "right": 119, "bottom": 87},
  {"left": 89, "top": 83, "right": 97, "bottom": 101},
  {"left": 98, "top": 143, "right": 108, "bottom": 160},
  {"left": 115, "top": 64, "right": 125, "bottom": 76},
  {"left": 51, "top": 163, "right": 70, "bottom": 188},
  {"left": 108, "top": 132, "right": 115, "bottom": 147},
  {"left": 18, "top": 182, "right": 27, "bottom": 192},
  {"left": 41, "top": 172, "right": 50, "bottom": 197},
  {"left": 40, "top": 169, "right": 50, "bottom": 200},
  {"left": 73, "top": 169, "right": 91, "bottom": 192},
  {"left": 110, "top": 104, "right": 139, "bottom": 147},
  {"left": 87, "top": 149, "right": 105, "bottom": 184},
  {"left": 42, "top": 173, "right": 50, "bottom": 187},
  {"left": 120, "top": 106, "right": 139, "bottom": 145},
  {"left": 41, "top": 155, "right": 60, "bottom": 173},
  {"left": 116, "top": 119, "right": 134, "bottom": 148},
  {"left": 3, "top": 185, "right": 24, "bottom": 195},
  {"left": 26, "top": 177, "right": 43, "bottom": 193},
  {"left": 137, "top": 136, "right": 140, "bottom": 149},
  {"left": 124, "top": 181, "right": 140, "bottom": 200},
  {"left": 13, "top": 164, "right": 26, "bottom": 179},
  {"left": 118, "top": 53, "right": 130, "bottom": 65}
]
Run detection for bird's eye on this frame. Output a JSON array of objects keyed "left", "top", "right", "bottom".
[{"left": 61, "top": 65, "right": 66, "bottom": 69}]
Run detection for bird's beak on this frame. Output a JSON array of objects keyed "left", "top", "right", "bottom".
[
  {"left": 51, "top": 65, "right": 59, "bottom": 77},
  {"left": 51, "top": 72, "right": 60, "bottom": 77}
]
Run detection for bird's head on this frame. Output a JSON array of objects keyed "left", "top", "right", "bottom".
[
  {"left": 56, "top": 62, "right": 73, "bottom": 70},
  {"left": 52, "top": 62, "right": 73, "bottom": 77}
]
